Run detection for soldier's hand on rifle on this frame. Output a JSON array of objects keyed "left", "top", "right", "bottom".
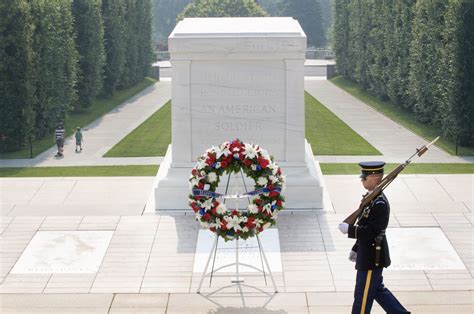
[
  {"left": 348, "top": 250, "right": 357, "bottom": 262},
  {"left": 338, "top": 222, "right": 349, "bottom": 234}
]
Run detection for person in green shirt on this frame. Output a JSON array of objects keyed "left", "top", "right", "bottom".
[{"left": 75, "top": 127, "right": 83, "bottom": 153}]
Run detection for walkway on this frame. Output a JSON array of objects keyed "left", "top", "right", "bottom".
[
  {"left": 0, "top": 81, "right": 171, "bottom": 168},
  {"left": 0, "top": 174, "right": 472, "bottom": 312},
  {"left": 305, "top": 78, "right": 473, "bottom": 163}
]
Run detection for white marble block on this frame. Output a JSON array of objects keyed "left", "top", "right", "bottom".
[{"left": 146, "top": 17, "right": 324, "bottom": 211}]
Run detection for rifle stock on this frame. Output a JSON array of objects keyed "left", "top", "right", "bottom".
[{"left": 342, "top": 137, "right": 439, "bottom": 225}]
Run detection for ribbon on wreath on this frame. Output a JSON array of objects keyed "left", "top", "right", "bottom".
[{"left": 192, "top": 187, "right": 281, "bottom": 199}]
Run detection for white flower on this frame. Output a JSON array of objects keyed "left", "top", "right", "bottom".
[
  {"left": 215, "top": 162, "right": 221, "bottom": 169},
  {"left": 217, "top": 145, "right": 231, "bottom": 159},
  {"left": 207, "top": 172, "right": 217, "bottom": 183},
  {"left": 263, "top": 203, "right": 272, "bottom": 213},
  {"left": 242, "top": 226, "right": 249, "bottom": 233},
  {"left": 251, "top": 164, "right": 257, "bottom": 171},
  {"left": 244, "top": 143, "right": 258, "bottom": 159},
  {"left": 190, "top": 177, "right": 200, "bottom": 188},
  {"left": 257, "top": 177, "right": 268, "bottom": 186},
  {"left": 248, "top": 204, "right": 258, "bottom": 214},
  {"left": 196, "top": 159, "right": 207, "bottom": 170},
  {"left": 262, "top": 222, "right": 271, "bottom": 230},
  {"left": 269, "top": 175, "right": 278, "bottom": 184},
  {"left": 216, "top": 203, "right": 227, "bottom": 215},
  {"left": 202, "top": 198, "right": 213, "bottom": 210},
  {"left": 201, "top": 222, "right": 210, "bottom": 228},
  {"left": 210, "top": 218, "right": 221, "bottom": 229},
  {"left": 225, "top": 215, "right": 242, "bottom": 232}
]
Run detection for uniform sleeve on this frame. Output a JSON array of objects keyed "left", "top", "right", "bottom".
[
  {"left": 348, "top": 201, "right": 388, "bottom": 240},
  {"left": 351, "top": 241, "right": 359, "bottom": 252}
]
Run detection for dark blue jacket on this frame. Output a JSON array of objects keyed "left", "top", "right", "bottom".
[{"left": 348, "top": 193, "right": 391, "bottom": 270}]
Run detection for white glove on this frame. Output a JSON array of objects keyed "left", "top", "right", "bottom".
[
  {"left": 349, "top": 250, "right": 357, "bottom": 262},
  {"left": 338, "top": 222, "right": 349, "bottom": 234}
]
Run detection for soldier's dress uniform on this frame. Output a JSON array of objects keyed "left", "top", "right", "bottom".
[{"left": 347, "top": 162, "right": 410, "bottom": 314}]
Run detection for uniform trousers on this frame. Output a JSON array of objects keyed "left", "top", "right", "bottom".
[{"left": 352, "top": 268, "right": 410, "bottom": 314}]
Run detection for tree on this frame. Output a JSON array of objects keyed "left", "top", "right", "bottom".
[
  {"left": 177, "top": 0, "right": 267, "bottom": 20},
  {"left": 120, "top": 0, "right": 140, "bottom": 89},
  {"left": 102, "top": 0, "right": 127, "bottom": 94},
  {"left": 30, "top": 0, "right": 78, "bottom": 137},
  {"left": 280, "top": 0, "right": 326, "bottom": 47},
  {"left": 385, "top": 0, "right": 415, "bottom": 109},
  {"left": 72, "top": 0, "right": 106, "bottom": 109},
  {"left": 0, "top": 0, "right": 35, "bottom": 152},
  {"left": 152, "top": 0, "right": 190, "bottom": 50},
  {"left": 440, "top": 0, "right": 474, "bottom": 145},
  {"left": 333, "top": 0, "right": 351, "bottom": 77},
  {"left": 136, "top": 0, "right": 154, "bottom": 79},
  {"left": 408, "top": 0, "right": 447, "bottom": 124}
]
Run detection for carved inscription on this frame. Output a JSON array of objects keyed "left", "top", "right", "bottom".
[{"left": 190, "top": 60, "right": 285, "bottom": 159}]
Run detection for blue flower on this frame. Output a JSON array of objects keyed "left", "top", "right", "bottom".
[
  {"left": 257, "top": 165, "right": 262, "bottom": 171},
  {"left": 199, "top": 208, "right": 205, "bottom": 216}
]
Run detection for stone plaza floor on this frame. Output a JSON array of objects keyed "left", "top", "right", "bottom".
[{"left": 0, "top": 174, "right": 472, "bottom": 313}]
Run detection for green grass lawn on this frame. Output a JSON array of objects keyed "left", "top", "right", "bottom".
[
  {"left": 305, "top": 92, "right": 381, "bottom": 155},
  {"left": 0, "top": 165, "right": 159, "bottom": 177},
  {"left": 0, "top": 163, "right": 471, "bottom": 177},
  {"left": 330, "top": 76, "right": 474, "bottom": 156},
  {"left": 104, "top": 100, "right": 171, "bottom": 157},
  {"left": 320, "top": 163, "right": 474, "bottom": 175},
  {"left": 0, "top": 77, "right": 157, "bottom": 159}
]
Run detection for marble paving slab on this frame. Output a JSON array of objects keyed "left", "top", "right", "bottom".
[
  {"left": 193, "top": 229, "right": 282, "bottom": 273},
  {"left": 387, "top": 227, "right": 465, "bottom": 271},
  {"left": 11, "top": 231, "right": 113, "bottom": 274}
]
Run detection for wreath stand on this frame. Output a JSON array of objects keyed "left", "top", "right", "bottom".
[{"left": 196, "top": 170, "right": 278, "bottom": 294}]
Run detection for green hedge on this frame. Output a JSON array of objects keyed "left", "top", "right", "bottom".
[{"left": 333, "top": 0, "right": 474, "bottom": 149}]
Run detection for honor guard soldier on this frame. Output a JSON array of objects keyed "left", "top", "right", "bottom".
[{"left": 338, "top": 161, "right": 410, "bottom": 314}]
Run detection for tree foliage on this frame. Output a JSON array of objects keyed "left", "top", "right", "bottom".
[
  {"left": 102, "top": 0, "right": 127, "bottom": 94},
  {"left": 333, "top": 0, "right": 474, "bottom": 146},
  {"left": 0, "top": 0, "right": 154, "bottom": 153},
  {"left": 280, "top": 0, "right": 326, "bottom": 47},
  {"left": 259, "top": 0, "right": 328, "bottom": 47},
  {"left": 152, "top": 0, "right": 190, "bottom": 49},
  {"left": 0, "top": 0, "right": 35, "bottom": 151},
  {"left": 177, "top": 0, "right": 267, "bottom": 20},
  {"left": 30, "top": 0, "right": 78, "bottom": 137},
  {"left": 72, "top": 0, "right": 106, "bottom": 109}
]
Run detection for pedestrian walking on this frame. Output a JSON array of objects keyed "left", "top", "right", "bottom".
[
  {"left": 338, "top": 161, "right": 410, "bottom": 314},
  {"left": 75, "top": 127, "right": 83, "bottom": 153},
  {"left": 54, "top": 121, "right": 65, "bottom": 157}
]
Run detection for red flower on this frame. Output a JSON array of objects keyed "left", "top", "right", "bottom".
[
  {"left": 267, "top": 184, "right": 274, "bottom": 191},
  {"left": 221, "top": 220, "right": 228, "bottom": 230},
  {"left": 276, "top": 199, "right": 283, "bottom": 207},
  {"left": 197, "top": 182, "right": 204, "bottom": 189},
  {"left": 243, "top": 159, "right": 252, "bottom": 167},
  {"left": 210, "top": 227, "right": 216, "bottom": 232},
  {"left": 221, "top": 160, "right": 228, "bottom": 168},
  {"left": 191, "top": 168, "right": 197, "bottom": 176},
  {"left": 246, "top": 216, "right": 256, "bottom": 228},
  {"left": 195, "top": 196, "right": 202, "bottom": 201},
  {"left": 269, "top": 191, "right": 279, "bottom": 198},
  {"left": 211, "top": 207, "right": 217, "bottom": 215},
  {"left": 203, "top": 213, "right": 211, "bottom": 221},
  {"left": 258, "top": 157, "right": 269, "bottom": 169},
  {"left": 232, "top": 209, "right": 238, "bottom": 216},
  {"left": 191, "top": 203, "right": 200, "bottom": 213}
]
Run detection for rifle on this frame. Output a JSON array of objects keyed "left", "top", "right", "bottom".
[{"left": 343, "top": 136, "right": 440, "bottom": 225}]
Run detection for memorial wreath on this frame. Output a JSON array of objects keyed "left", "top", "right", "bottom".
[{"left": 189, "top": 139, "right": 285, "bottom": 241}]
